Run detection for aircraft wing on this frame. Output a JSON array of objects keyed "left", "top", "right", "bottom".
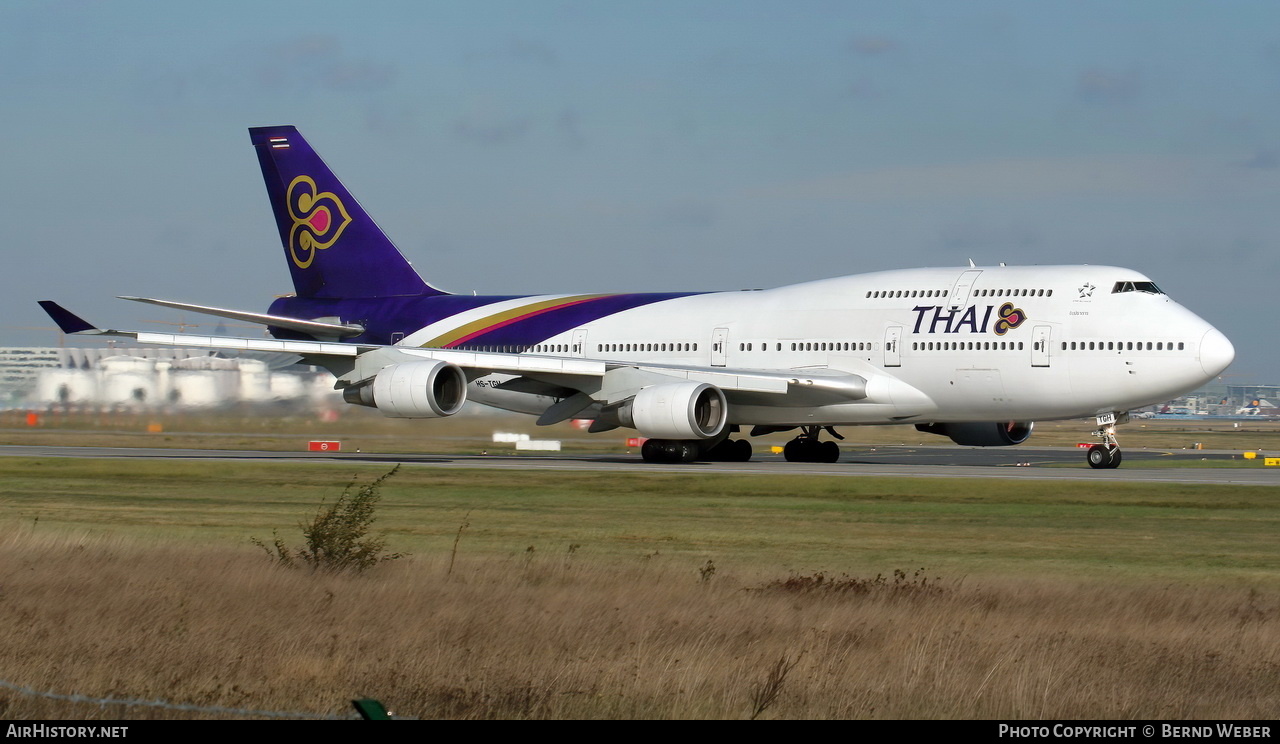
[
  {"left": 38, "top": 301, "right": 869, "bottom": 410},
  {"left": 117, "top": 296, "right": 365, "bottom": 338},
  {"left": 39, "top": 301, "right": 364, "bottom": 357}
]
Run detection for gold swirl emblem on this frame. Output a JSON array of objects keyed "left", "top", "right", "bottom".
[
  {"left": 286, "top": 176, "right": 352, "bottom": 268},
  {"left": 993, "top": 302, "right": 1027, "bottom": 336}
]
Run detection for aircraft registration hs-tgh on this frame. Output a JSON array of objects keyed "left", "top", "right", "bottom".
[{"left": 40, "top": 127, "right": 1235, "bottom": 468}]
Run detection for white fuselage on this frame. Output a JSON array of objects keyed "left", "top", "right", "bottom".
[{"left": 404, "top": 265, "right": 1232, "bottom": 428}]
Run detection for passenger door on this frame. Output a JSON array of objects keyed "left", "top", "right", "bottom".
[
  {"left": 884, "top": 326, "right": 902, "bottom": 367},
  {"left": 1031, "top": 325, "right": 1051, "bottom": 368}
]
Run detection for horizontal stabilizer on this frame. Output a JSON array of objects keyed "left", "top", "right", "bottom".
[{"left": 118, "top": 296, "right": 364, "bottom": 338}]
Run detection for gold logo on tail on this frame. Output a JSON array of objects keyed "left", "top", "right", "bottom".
[{"left": 286, "top": 176, "right": 352, "bottom": 268}]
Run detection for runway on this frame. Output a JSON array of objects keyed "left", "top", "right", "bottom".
[{"left": 2, "top": 443, "right": 1277, "bottom": 485}]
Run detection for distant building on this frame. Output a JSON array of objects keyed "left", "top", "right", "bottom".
[
  {"left": 1, "top": 347, "right": 334, "bottom": 411},
  {"left": 0, "top": 348, "right": 62, "bottom": 399},
  {"left": 1226, "top": 385, "right": 1280, "bottom": 408}
]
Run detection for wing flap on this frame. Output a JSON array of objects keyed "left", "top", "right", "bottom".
[{"left": 131, "top": 332, "right": 361, "bottom": 356}]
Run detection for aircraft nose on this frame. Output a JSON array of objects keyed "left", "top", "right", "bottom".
[{"left": 1199, "top": 327, "right": 1235, "bottom": 378}]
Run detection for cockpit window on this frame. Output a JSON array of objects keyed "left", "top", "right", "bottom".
[{"left": 1112, "top": 281, "right": 1164, "bottom": 295}]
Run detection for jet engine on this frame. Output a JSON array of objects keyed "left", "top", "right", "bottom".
[
  {"left": 342, "top": 360, "right": 467, "bottom": 418},
  {"left": 619, "top": 381, "right": 728, "bottom": 440},
  {"left": 915, "top": 421, "right": 1034, "bottom": 446}
]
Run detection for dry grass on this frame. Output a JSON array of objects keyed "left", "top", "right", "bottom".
[{"left": 1, "top": 525, "right": 1276, "bottom": 720}]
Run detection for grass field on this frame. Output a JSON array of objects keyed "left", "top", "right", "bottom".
[
  {"left": 0, "top": 442, "right": 1277, "bottom": 719},
  {"left": 2, "top": 458, "right": 1278, "bottom": 583}
]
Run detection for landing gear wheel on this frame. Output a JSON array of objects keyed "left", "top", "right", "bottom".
[
  {"left": 782, "top": 438, "right": 810, "bottom": 462},
  {"left": 1086, "top": 444, "right": 1121, "bottom": 469},
  {"left": 701, "top": 438, "right": 753, "bottom": 462},
  {"left": 664, "top": 440, "right": 698, "bottom": 463},
  {"left": 1086, "top": 412, "right": 1127, "bottom": 469},
  {"left": 782, "top": 429, "right": 841, "bottom": 463},
  {"left": 640, "top": 438, "right": 699, "bottom": 463},
  {"left": 641, "top": 439, "right": 664, "bottom": 463}
]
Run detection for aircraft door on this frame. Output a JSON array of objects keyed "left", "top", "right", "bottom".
[
  {"left": 1031, "top": 325, "right": 1051, "bottom": 367},
  {"left": 711, "top": 327, "right": 728, "bottom": 367},
  {"left": 571, "top": 328, "right": 588, "bottom": 358},
  {"left": 948, "top": 270, "right": 983, "bottom": 311},
  {"left": 884, "top": 326, "right": 902, "bottom": 367}
]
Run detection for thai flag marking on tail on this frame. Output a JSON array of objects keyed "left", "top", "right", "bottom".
[{"left": 269, "top": 136, "right": 289, "bottom": 149}]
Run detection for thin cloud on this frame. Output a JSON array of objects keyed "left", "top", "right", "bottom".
[
  {"left": 1237, "top": 150, "right": 1279, "bottom": 170},
  {"left": 652, "top": 200, "right": 717, "bottom": 230},
  {"left": 556, "top": 109, "right": 586, "bottom": 149},
  {"left": 452, "top": 114, "right": 532, "bottom": 146},
  {"left": 255, "top": 35, "right": 395, "bottom": 94},
  {"left": 756, "top": 155, "right": 1238, "bottom": 202},
  {"left": 848, "top": 35, "right": 898, "bottom": 56},
  {"left": 1075, "top": 67, "right": 1141, "bottom": 105},
  {"left": 938, "top": 222, "right": 1040, "bottom": 252},
  {"left": 507, "top": 37, "right": 559, "bottom": 67}
]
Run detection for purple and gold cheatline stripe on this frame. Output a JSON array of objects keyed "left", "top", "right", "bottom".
[{"left": 423, "top": 294, "right": 612, "bottom": 348}]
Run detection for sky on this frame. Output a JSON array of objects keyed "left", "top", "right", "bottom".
[{"left": 3, "top": 0, "right": 1278, "bottom": 382}]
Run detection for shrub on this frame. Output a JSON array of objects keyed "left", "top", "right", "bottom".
[
  {"left": 252, "top": 465, "right": 406, "bottom": 573},
  {"left": 755, "top": 567, "right": 945, "bottom": 598}
]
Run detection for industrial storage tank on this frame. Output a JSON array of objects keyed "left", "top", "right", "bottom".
[
  {"left": 98, "top": 356, "right": 157, "bottom": 407},
  {"left": 170, "top": 356, "right": 239, "bottom": 407},
  {"left": 35, "top": 368, "right": 97, "bottom": 405},
  {"left": 237, "top": 358, "right": 273, "bottom": 402}
]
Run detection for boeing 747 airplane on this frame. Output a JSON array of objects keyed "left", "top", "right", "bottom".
[{"left": 40, "top": 126, "right": 1235, "bottom": 467}]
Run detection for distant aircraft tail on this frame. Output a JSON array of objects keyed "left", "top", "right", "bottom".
[{"left": 248, "top": 126, "right": 444, "bottom": 299}]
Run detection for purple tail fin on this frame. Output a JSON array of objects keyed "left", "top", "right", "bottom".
[{"left": 249, "top": 126, "right": 444, "bottom": 299}]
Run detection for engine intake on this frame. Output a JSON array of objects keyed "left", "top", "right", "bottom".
[
  {"left": 915, "top": 421, "right": 1034, "bottom": 447},
  {"left": 620, "top": 381, "right": 728, "bottom": 440},
  {"left": 343, "top": 360, "right": 467, "bottom": 418}
]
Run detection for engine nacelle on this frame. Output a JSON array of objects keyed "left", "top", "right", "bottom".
[
  {"left": 343, "top": 360, "right": 467, "bottom": 418},
  {"left": 619, "top": 381, "right": 728, "bottom": 440},
  {"left": 915, "top": 421, "right": 1034, "bottom": 447}
]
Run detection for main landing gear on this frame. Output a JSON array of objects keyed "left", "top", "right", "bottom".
[
  {"left": 640, "top": 439, "right": 699, "bottom": 464},
  {"left": 640, "top": 437, "right": 752, "bottom": 464},
  {"left": 1085, "top": 412, "right": 1126, "bottom": 469},
  {"left": 782, "top": 426, "right": 842, "bottom": 463}
]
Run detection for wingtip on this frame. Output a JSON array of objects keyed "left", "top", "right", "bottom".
[{"left": 37, "top": 301, "right": 100, "bottom": 334}]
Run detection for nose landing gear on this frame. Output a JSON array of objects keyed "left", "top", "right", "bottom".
[{"left": 1086, "top": 412, "right": 1126, "bottom": 469}]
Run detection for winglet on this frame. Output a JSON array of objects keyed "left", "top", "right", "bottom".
[{"left": 37, "top": 301, "right": 101, "bottom": 334}]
